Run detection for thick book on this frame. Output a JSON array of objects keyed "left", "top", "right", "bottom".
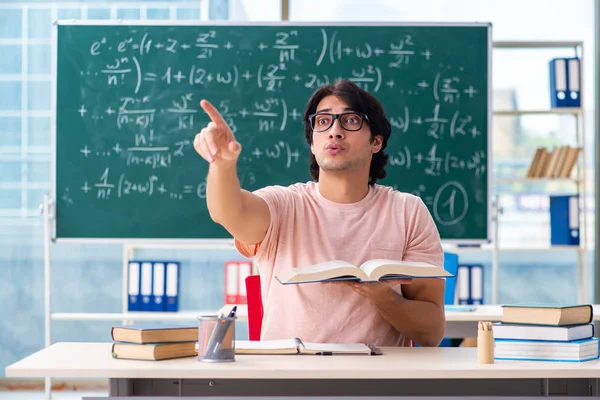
[
  {"left": 500, "top": 304, "right": 593, "bottom": 326},
  {"left": 494, "top": 337, "right": 599, "bottom": 362},
  {"left": 492, "top": 323, "right": 594, "bottom": 342},
  {"left": 234, "top": 338, "right": 373, "bottom": 355},
  {"left": 275, "top": 259, "right": 452, "bottom": 285},
  {"left": 112, "top": 341, "right": 197, "bottom": 361},
  {"left": 111, "top": 323, "right": 198, "bottom": 344}
]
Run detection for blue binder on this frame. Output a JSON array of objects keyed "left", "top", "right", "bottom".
[
  {"left": 127, "top": 261, "right": 141, "bottom": 311},
  {"left": 139, "top": 261, "right": 154, "bottom": 311},
  {"left": 549, "top": 58, "right": 581, "bottom": 108},
  {"left": 151, "top": 262, "right": 167, "bottom": 312},
  {"left": 165, "top": 262, "right": 180, "bottom": 312},
  {"left": 550, "top": 195, "right": 580, "bottom": 246}
]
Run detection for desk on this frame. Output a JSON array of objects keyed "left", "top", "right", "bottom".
[
  {"left": 6, "top": 342, "right": 600, "bottom": 397},
  {"left": 221, "top": 304, "right": 600, "bottom": 339}
]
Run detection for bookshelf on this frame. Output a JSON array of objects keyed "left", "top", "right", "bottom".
[{"left": 446, "top": 40, "right": 589, "bottom": 305}]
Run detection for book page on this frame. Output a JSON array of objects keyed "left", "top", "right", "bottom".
[
  {"left": 359, "top": 259, "right": 449, "bottom": 280},
  {"left": 360, "top": 258, "right": 434, "bottom": 277},
  {"left": 300, "top": 342, "right": 371, "bottom": 355},
  {"left": 276, "top": 260, "right": 368, "bottom": 283},
  {"left": 234, "top": 339, "right": 299, "bottom": 354}
]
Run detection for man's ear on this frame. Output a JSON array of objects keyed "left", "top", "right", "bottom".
[{"left": 372, "top": 136, "right": 383, "bottom": 153}]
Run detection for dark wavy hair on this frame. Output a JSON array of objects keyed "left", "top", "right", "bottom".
[{"left": 303, "top": 80, "right": 391, "bottom": 186}]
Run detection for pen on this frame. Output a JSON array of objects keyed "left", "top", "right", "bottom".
[
  {"left": 204, "top": 312, "right": 223, "bottom": 356},
  {"left": 316, "top": 352, "right": 333, "bottom": 356},
  {"left": 227, "top": 305, "right": 237, "bottom": 318},
  {"left": 210, "top": 306, "right": 237, "bottom": 358}
]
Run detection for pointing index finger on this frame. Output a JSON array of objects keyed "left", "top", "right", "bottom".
[{"left": 200, "top": 99, "right": 227, "bottom": 126}]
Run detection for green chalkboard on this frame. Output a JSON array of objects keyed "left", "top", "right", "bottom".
[{"left": 53, "top": 22, "right": 491, "bottom": 242}]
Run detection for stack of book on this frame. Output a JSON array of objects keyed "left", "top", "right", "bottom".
[
  {"left": 492, "top": 304, "right": 598, "bottom": 362},
  {"left": 526, "top": 146, "right": 582, "bottom": 179},
  {"left": 110, "top": 324, "right": 198, "bottom": 361}
]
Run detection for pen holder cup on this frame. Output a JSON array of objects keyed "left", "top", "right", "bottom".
[
  {"left": 197, "top": 314, "right": 237, "bottom": 363},
  {"left": 477, "top": 329, "right": 495, "bottom": 364}
]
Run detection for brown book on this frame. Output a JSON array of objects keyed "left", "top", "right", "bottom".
[
  {"left": 501, "top": 304, "right": 593, "bottom": 326},
  {"left": 543, "top": 147, "right": 559, "bottom": 178},
  {"left": 112, "top": 341, "right": 197, "bottom": 361},
  {"left": 533, "top": 148, "right": 549, "bottom": 178},
  {"left": 526, "top": 148, "right": 542, "bottom": 178},
  {"left": 560, "top": 147, "right": 582, "bottom": 178},
  {"left": 552, "top": 146, "right": 569, "bottom": 177},
  {"left": 111, "top": 324, "right": 198, "bottom": 344}
]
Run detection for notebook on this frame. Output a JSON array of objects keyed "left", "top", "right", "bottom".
[{"left": 234, "top": 338, "right": 374, "bottom": 355}]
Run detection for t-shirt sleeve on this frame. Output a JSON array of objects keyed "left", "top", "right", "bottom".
[
  {"left": 403, "top": 196, "right": 444, "bottom": 268},
  {"left": 234, "top": 185, "right": 290, "bottom": 262}
]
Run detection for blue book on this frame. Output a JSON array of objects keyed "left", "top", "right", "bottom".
[
  {"left": 494, "top": 337, "right": 599, "bottom": 362},
  {"left": 493, "top": 322, "right": 594, "bottom": 342}
]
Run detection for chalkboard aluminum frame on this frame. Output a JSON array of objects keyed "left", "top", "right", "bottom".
[{"left": 50, "top": 20, "right": 492, "bottom": 244}]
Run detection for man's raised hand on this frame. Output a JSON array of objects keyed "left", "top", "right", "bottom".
[{"left": 194, "top": 99, "right": 242, "bottom": 164}]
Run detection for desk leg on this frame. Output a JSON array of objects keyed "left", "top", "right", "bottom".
[
  {"left": 109, "top": 378, "right": 133, "bottom": 397},
  {"left": 542, "top": 378, "right": 549, "bottom": 396}
]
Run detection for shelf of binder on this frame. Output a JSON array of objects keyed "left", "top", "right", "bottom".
[
  {"left": 493, "top": 108, "right": 582, "bottom": 116},
  {"left": 483, "top": 41, "right": 588, "bottom": 305},
  {"left": 451, "top": 244, "right": 584, "bottom": 253},
  {"left": 52, "top": 311, "right": 216, "bottom": 322}
]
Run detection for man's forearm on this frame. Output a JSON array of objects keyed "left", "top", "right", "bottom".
[
  {"left": 372, "top": 289, "right": 445, "bottom": 347},
  {"left": 206, "top": 162, "right": 243, "bottom": 224}
]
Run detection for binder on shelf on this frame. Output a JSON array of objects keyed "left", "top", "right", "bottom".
[
  {"left": 237, "top": 261, "right": 252, "bottom": 304},
  {"left": 127, "top": 261, "right": 141, "bottom": 311},
  {"left": 567, "top": 58, "right": 581, "bottom": 107},
  {"left": 469, "top": 264, "right": 484, "bottom": 305},
  {"left": 550, "top": 194, "right": 580, "bottom": 246},
  {"left": 224, "top": 261, "right": 253, "bottom": 305},
  {"left": 457, "top": 265, "right": 470, "bottom": 305},
  {"left": 140, "top": 262, "right": 153, "bottom": 312},
  {"left": 165, "top": 262, "right": 180, "bottom": 312},
  {"left": 151, "top": 262, "right": 166, "bottom": 312},
  {"left": 549, "top": 57, "right": 581, "bottom": 108},
  {"left": 225, "top": 261, "right": 238, "bottom": 305}
]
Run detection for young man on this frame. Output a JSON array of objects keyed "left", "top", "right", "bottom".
[{"left": 194, "top": 80, "right": 445, "bottom": 347}]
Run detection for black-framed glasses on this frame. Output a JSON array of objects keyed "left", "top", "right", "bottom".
[{"left": 308, "top": 112, "right": 369, "bottom": 132}]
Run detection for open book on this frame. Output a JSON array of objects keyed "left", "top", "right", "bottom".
[
  {"left": 275, "top": 259, "right": 452, "bottom": 284},
  {"left": 234, "top": 338, "right": 373, "bottom": 355}
]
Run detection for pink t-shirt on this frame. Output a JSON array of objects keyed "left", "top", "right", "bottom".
[{"left": 235, "top": 181, "right": 444, "bottom": 346}]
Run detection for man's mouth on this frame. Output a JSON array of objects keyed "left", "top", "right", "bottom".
[{"left": 325, "top": 144, "right": 344, "bottom": 155}]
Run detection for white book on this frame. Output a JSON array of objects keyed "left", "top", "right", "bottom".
[{"left": 493, "top": 323, "right": 593, "bottom": 342}]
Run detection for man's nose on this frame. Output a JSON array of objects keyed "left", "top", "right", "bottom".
[{"left": 329, "top": 119, "right": 346, "bottom": 139}]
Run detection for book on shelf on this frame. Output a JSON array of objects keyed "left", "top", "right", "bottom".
[
  {"left": 492, "top": 323, "right": 594, "bottom": 342},
  {"left": 111, "top": 323, "right": 198, "bottom": 344},
  {"left": 112, "top": 341, "right": 197, "bottom": 361},
  {"left": 275, "top": 259, "right": 452, "bottom": 285},
  {"left": 500, "top": 304, "right": 592, "bottom": 326},
  {"left": 234, "top": 338, "right": 373, "bottom": 355},
  {"left": 525, "top": 146, "right": 581, "bottom": 179}
]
